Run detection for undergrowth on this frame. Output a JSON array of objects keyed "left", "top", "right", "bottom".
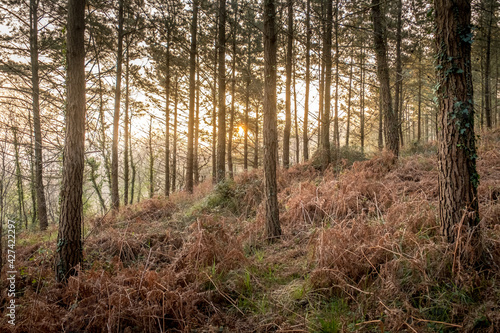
[{"left": 1, "top": 129, "right": 499, "bottom": 332}]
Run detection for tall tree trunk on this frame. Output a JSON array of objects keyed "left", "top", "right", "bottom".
[
  {"left": 244, "top": 23, "right": 251, "bottom": 170},
  {"left": 345, "top": 45, "right": 353, "bottom": 147},
  {"left": 228, "top": 0, "right": 237, "bottom": 179},
  {"left": 97, "top": 55, "right": 112, "bottom": 194},
  {"left": 194, "top": 52, "right": 200, "bottom": 186},
  {"left": 123, "top": 36, "right": 130, "bottom": 205},
  {"left": 483, "top": 0, "right": 493, "bottom": 128},
  {"left": 212, "top": 16, "right": 218, "bottom": 184},
  {"left": 435, "top": 0, "right": 479, "bottom": 244},
  {"left": 263, "top": 0, "right": 281, "bottom": 241},
  {"left": 164, "top": 30, "right": 170, "bottom": 197},
  {"left": 372, "top": 0, "right": 399, "bottom": 157},
  {"left": 56, "top": 0, "right": 85, "bottom": 282},
  {"left": 333, "top": 0, "right": 340, "bottom": 149},
  {"left": 321, "top": 0, "right": 333, "bottom": 167},
  {"left": 172, "top": 80, "right": 178, "bottom": 192},
  {"left": 186, "top": 0, "right": 198, "bottom": 193},
  {"left": 216, "top": 0, "right": 226, "bottom": 183},
  {"left": 148, "top": 116, "right": 154, "bottom": 198},
  {"left": 394, "top": 0, "right": 403, "bottom": 147},
  {"left": 30, "top": 0, "right": 48, "bottom": 230},
  {"left": 303, "top": 0, "right": 311, "bottom": 161},
  {"left": 111, "top": 0, "right": 124, "bottom": 210},
  {"left": 283, "top": 0, "right": 293, "bottom": 169}
]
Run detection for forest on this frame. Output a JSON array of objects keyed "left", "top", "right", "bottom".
[{"left": 0, "top": 0, "right": 499, "bottom": 331}]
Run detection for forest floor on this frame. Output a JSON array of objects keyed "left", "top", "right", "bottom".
[{"left": 1, "top": 129, "right": 500, "bottom": 333}]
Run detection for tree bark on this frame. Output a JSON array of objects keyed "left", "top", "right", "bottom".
[
  {"left": 123, "top": 36, "right": 130, "bottom": 205},
  {"left": 321, "top": 0, "right": 332, "bottom": 167},
  {"left": 148, "top": 116, "right": 154, "bottom": 198},
  {"left": 483, "top": 0, "right": 493, "bottom": 128},
  {"left": 194, "top": 52, "right": 200, "bottom": 186},
  {"left": 263, "top": 0, "right": 281, "bottom": 241},
  {"left": 56, "top": 0, "right": 85, "bottom": 282},
  {"left": 164, "top": 30, "right": 170, "bottom": 197},
  {"left": 434, "top": 0, "right": 479, "bottom": 244},
  {"left": 303, "top": 0, "right": 310, "bottom": 161},
  {"left": 345, "top": 46, "right": 353, "bottom": 147},
  {"left": 111, "top": 0, "right": 124, "bottom": 210},
  {"left": 333, "top": 0, "right": 339, "bottom": 149},
  {"left": 254, "top": 103, "right": 259, "bottom": 169},
  {"left": 394, "top": 0, "right": 403, "bottom": 147},
  {"left": 30, "top": 0, "right": 48, "bottom": 230},
  {"left": 172, "top": 80, "right": 178, "bottom": 192},
  {"left": 216, "top": 0, "right": 226, "bottom": 183},
  {"left": 372, "top": 0, "right": 399, "bottom": 157},
  {"left": 212, "top": 15, "right": 218, "bottom": 184},
  {"left": 283, "top": 0, "right": 293, "bottom": 169},
  {"left": 244, "top": 22, "right": 251, "bottom": 170},
  {"left": 186, "top": 0, "right": 198, "bottom": 193},
  {"left": 228, "top": 0, "right": 237, "bottom": 179}
]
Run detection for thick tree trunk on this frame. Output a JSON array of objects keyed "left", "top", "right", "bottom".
[
  {"left": 372, "top": 0, "right": 399, "bottom": 157},
  {"left": 216, "top": 0, "right": 226, "bottom": 183},
  {"left": 303, "top": 0, "right": 310, "bottom": 161},
  {"left": 434, "top": 0, "right": 479, "bottom": 244},
  {"left": 30, "top": 0, "right": 48, "bottom": 230},
  {"left": 320, "top": 0, "right": 332, "bottom": 167},
  {"left": 111, "top": 0, "right": 124, "bottom": 210},
  {"left": 186, "top": 0, "right": 198, "bottom": 193},
  {"left": 56, "top": 0, "right": 85, "bottom": 282},
  {"left": 283, "top": 0, "right": 293, "bottom": 169},
  {"left": 263, "top": 0, "right": 281, "bottom": 241}
]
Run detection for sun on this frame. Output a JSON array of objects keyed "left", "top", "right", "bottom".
[{"left": 237, "top": 125, "right": 245, "bottom": 136}]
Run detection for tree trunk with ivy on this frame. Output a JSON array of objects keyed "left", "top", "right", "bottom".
[{"left": 434, "top": 0, "right": 479, "bottom": 244}]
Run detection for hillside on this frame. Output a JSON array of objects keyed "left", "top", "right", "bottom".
[{"left": 1, "top": 130, "right": 500, "bottom": 333}]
